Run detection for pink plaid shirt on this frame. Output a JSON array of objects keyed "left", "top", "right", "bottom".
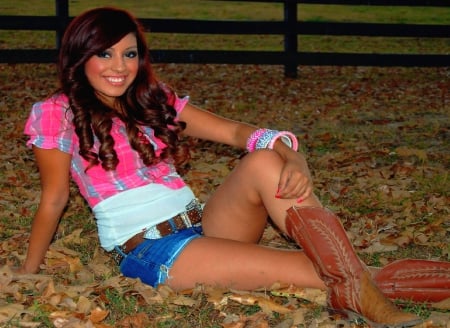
[{"left": 24, "top": 93, "right": 189, "bottom": 208}]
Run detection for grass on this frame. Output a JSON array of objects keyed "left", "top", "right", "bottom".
[
  {"left": 0, "top": 0, "right": 449, "bottom": 54},
  {"left": 30, "top": 302, "right": 53, "bottom": 327},
  {"left": 1, "top": 0, "right": 448, "bottom": 23},
  {"left": 105, "top": 288, "right": 139, "bottom": 322}
]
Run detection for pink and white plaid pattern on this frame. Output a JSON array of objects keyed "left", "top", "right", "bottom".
[{"left": 24, "top": 93, "right": 189, "bottom": 207}]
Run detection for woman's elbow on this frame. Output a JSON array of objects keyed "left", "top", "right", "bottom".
[{"left": 40, "top": 188, "right": 70, "bottom": 211}]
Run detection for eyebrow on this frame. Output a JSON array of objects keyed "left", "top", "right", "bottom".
[{"left": 106, "top": 45, "right": 138, "bottom": 52}]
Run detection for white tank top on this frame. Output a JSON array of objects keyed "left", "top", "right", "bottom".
[{"left": 92, "top": 183, "right": 196, "bottom": 251}]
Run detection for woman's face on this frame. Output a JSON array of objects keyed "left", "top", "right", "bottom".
[{"left": 84, "top": 33, "right": 139, "bottom": 107}]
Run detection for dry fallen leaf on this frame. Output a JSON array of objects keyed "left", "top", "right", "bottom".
[
  {"left": 430, "top": 298, "right": 450, "bottom": 311},
  {"left": 229, "top": 293, "right": 292, "bottom": 314},
  {"left": 271, "top": 285, "right": 327, "bottom": 306},
  {"left": 89, "top": 307, "right": 109, "bottom": 323},
  {"left": 76, "top": 295, "right": 92, "bottom": 314},
  {"left": 118, "top": 312, "right": 150, "bottom": 328}
]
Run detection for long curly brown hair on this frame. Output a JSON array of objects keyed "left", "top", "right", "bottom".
[{"left": 57, "top": 7, "right": 189, "bottom": 171}]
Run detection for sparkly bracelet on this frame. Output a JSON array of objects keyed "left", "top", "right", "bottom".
[
  {"left": 267, "top": 131, "right": 299, "bottom": 151},
  {"left": 246, "top": 128, "right": 298, "bottom": 152},
  {"left": 255, "top": 129, "right": 279, "bottom": 150},
  {"left": 246, "top": 128, "right": 267, "bottom": 152}
]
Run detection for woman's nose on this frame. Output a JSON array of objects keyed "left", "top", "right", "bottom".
[{"left": 112, "top": 56, "right": 126, "bottom": 72}]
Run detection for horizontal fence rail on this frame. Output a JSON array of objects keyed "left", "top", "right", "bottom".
[
  {"left": 217, "top": 0, "right": 449, "bottom": 5},
  {"left": 0, "top": 0, "right": 448, "bottom": 77}
]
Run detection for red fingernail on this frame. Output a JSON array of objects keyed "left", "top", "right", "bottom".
[
  {"left": 296, "top": 198, "right": 303, "bottom": 203},
  {"left": 275, "top": 187, "right": 281, "bottom": 198}
]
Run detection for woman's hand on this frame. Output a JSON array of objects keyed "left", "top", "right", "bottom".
[
  {"left": 274, "top": 147, "right": 314, "bottom": 202},
  {"left": 13, "top": 264, "right": 40, "bottom": 275}
]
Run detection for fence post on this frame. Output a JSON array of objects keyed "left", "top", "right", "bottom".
[
  {"left": 55, "top": 0, "right": 69, "bottom": 49},
  {"left": 283, "top": 0, "right": 298, "bottom": 78}
]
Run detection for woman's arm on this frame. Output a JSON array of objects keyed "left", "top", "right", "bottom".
[
  {"left": 179, "top": 103, "right": 257, "bottom": 148},
  {"left": 19, "top": 147, "right": 72, "bottom": 274},
  {"left": 179, "top": 103, "right": 313, "bottom": 201}
]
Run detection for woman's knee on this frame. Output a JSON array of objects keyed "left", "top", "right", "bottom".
[{"left": 239, "top": 149, "right": 284, "bottom": 174}]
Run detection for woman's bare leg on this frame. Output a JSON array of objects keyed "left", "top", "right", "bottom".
[
  {"left": 168, "top": 237, "right": 325, "bottom": 291},
  {"left": 168, "top": 150, "right": 325, "bottom": 290},
  {"left": 202, "top": 149, "right": 321, "bottom": 241}
]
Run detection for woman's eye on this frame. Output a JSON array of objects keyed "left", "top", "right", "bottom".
[
  {"left": 97, "top": 51, "right": 111, "bottom": 58},
  {"left": 125, "top": 50, "right": 138, "bottom": 58}
]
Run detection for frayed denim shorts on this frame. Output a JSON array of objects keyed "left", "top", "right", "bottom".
[{"left": 119, "top": 226, "right": 203, "bottom": 287}]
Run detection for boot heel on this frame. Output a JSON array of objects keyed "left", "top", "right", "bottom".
[{"left": 343, "top": 309, "right": 423, "bottom": 328}]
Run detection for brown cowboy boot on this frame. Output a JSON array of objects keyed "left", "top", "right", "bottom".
[
  {"left": 285, "top": 206, "right": 422, "bottom": 327},
  {"left": 371, "top": 259, "right": 450, "bottom": 303}
]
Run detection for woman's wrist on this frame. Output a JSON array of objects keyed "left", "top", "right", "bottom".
[{"left": 20, "top": 260, "right": 42, "bottom": 274}]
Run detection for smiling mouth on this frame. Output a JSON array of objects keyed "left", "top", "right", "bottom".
[{"left": 106, "top": 76, "right": 126, "bottom": 84}]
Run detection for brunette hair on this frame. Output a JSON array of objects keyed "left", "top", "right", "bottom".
[{"left": 58, "top": 6, "right": 189, "bottom": 171}]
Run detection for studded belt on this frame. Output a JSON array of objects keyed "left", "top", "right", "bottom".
[{"left": 109, "top": 199, "right": 202, "bottom": 264}]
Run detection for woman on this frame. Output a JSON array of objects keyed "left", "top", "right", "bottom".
[{"left": 20, "top": 6, "right": 449, "bottom": 326}]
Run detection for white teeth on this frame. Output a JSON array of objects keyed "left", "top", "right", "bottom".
[{"left": 106, "top": 77, "right": 125, "bottom": 83}]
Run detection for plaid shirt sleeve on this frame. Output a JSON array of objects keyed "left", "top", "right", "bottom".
[{"left": 24, "top": 94, "right": 75, "bottom": 154}]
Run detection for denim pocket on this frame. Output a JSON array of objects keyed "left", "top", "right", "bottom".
[{"left": 119, "top": 227, "right": 203, "bottom": 287}]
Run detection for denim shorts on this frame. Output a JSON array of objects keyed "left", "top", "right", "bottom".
[{"left": 119, "top": 226, "right": 203, "bottom": 287}]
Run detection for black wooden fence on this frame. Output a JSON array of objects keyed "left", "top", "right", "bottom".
[{"left": 0, "top": 0, "right": 448, "bottom": 77}]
